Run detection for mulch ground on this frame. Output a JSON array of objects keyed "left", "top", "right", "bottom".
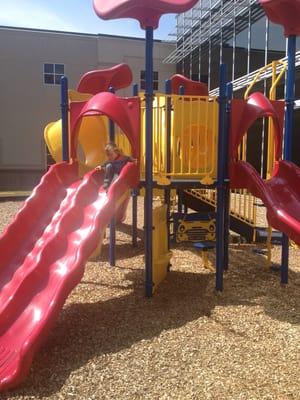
[{"left": 0, "top": 198, "right": 299, "bottom": 400}]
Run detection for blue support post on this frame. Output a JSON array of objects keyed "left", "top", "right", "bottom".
[
  {"left": 60, "top": 76, "right": 69, "bottom": 162},
  {"left": 108, "top": 86, "right": 115, "bottom": 142},
  {"left": 145, "top": 27, "right": 154, "bottom": 297},
  {"left": 109, "top": 219, "right": 116, "bottom": 267},
  {"left": 215, "top": 64, "right": 228, "bottom": 291},
  {"left": 108, "top": 86, "right": 116, "bottom": 266},
  {"left": 281, "top": 35, "right": 296, "bottom": 284},
  {"left": 165, "top": 79, "right": 172, "bottom": 252},
  {"left": 132, "top": 83, "right": 139, "bottom": 248},
  {"left": 177, "top": 85, "right": 185, "bottom": 214},
  {"left": 179, "top": 85, "right": 185, "bottom": 95},
  {"left": 223, "top": 82, "right": 233, "bottom": 272},
  {"left": 132, "top": 188, "right": 138, "bottom": 247},
  {"left": 283, "top": 36, "right": 296, "bottom": 161}
]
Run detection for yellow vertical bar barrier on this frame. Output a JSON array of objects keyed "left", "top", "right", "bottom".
[
  {"left": 188, "top": 97, "right": 192, "bottom": 174},
  {"left": 157, "top": 96, "right": 161, "bottom": 172},
  {"left": 148, "top": 94, "right": 219, "bottom": 183},
  {"left": 180, "top": 96, "right": 184, "bottom": 174},
  {"left": 172, "top": 96, "right": 176, "bottom": 174},
  {"left": 196, "top": 97, "right": 200, "bottom": 172},
  {"left": 205, "top": 98, "right": 209, "bottom": 175}
]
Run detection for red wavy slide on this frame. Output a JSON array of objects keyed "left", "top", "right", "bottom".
[
  {"left": 229, "top": 92, "right": 300, "bottom": 245},
  {"left": 231, "top": 160, "right": 300, "bottom": 246},
  {"left": 0, "top": 161, "right": 138, "bottom": 391}
]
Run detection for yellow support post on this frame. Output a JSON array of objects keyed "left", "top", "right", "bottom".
[{"left": 152, "top": 204, "right": 172, "bottom": 293}]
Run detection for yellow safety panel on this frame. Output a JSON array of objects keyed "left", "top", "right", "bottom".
[
  {"left": 140, "top": 94, "right": 219, "bottom": 184},
  {"left": 172, "top": 95, "right": 218, "bottom": 178},
  {"left": 152, "top": 204, "right": 172, "bottom": 293}
]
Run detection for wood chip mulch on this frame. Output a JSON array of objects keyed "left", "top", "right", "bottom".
[{"left": 0, "top": 198, "right": 299, "bottom": 400}]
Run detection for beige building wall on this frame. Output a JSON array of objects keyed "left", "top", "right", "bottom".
[
  {"left": 96, "top": 35, "right": 175, "bottom": 97},
  {"left": 0, "top": 27, "right": 175, "bottom": 190}
]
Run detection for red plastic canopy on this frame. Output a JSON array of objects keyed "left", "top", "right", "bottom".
[
  {"left": 229, "top": 92, "right": 284, "bottom": 161},
  {"left": 170, "top": 74, "right": 208, "bottom": 96},
  {"left": 93, "top": 0, "right": 198, "bottom": 29},
  {"left": 259, "top": 0, "right": 300, "bottom": 37},
  {"left": 70, "top": 92, "right": 140, "bottom": 160},
  {"left": 77, "top": 63, "right": 132, "bottom": 95}
]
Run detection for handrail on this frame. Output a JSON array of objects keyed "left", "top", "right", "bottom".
[
  {"left": 244, "top": 59, "right": 287, "bottom": 100},
  {"left": 267, "top": 60, "right": 287, "bottom": 178},
  {"left": 243, "top": 59, "right": 287, "bottom": 249}
]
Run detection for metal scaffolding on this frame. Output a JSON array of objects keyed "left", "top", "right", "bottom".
[
  {"left": 209, "top": 51, "right": 300, "bottom": 96},
  {"left": 164, "top": 0, "right": 262, "bottom": 65}
]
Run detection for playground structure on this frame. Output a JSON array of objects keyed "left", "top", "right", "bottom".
[{"left": 0, "top": 0, "right": 300, "bottom": 392}]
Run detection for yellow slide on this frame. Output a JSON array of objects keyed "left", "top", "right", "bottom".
[
  {"left": 44, "top": 115, "right": 109, "bottom": 171},
  {"left": 44, "top": 91, "right": 131, "bottom": 174}
]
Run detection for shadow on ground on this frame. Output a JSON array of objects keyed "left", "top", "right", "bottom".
[
  {"left": 96, "top": 222, "right": 145, "bottom": 262},
  {"left": 3, "top": 243, "right": 300, "bottom": 398}
]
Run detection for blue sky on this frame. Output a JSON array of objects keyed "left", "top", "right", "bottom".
[{"left": 0, "top": 0, "right": 177, "bottom": 39}]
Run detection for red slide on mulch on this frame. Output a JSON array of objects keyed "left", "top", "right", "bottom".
[
  {"left": 231, "top": 159, "right": 300, "bottom": 246},
  {"left": 230, "top": 91, "right": 300, "bottom": 246},
  {"left": 0, "top": 160, "right": 138, "bottom": 391}
]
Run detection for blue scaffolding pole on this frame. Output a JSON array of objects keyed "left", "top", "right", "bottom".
[
  {"left": 145, "top": 27, "right": 154, "bottom": 298},
  {"left": 109, "top": 86, "right": 116, "bottom": 267},
  {"left": 281, "top": 35, "right": 296, "bottom": 284},
  {"left": 223, "top": 82, "right": 233, "bottom": 272},
  {"left": 60, "top": 76, "right": 69, "bottom": 162},
  {"left": 215, "top": 64, "right": 229, "bottom": 291},
  {"left": 132, "top": 83, "right": 139, "bottom": 248},
  {"left": 165, "top": 79, "right": 172, "bottom": 253}
]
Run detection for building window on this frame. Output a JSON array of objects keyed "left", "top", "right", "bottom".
[
  {"left": 140, "top": 70, "right": 159, "bottom": 91},
  {"left": 44, "top": 63, "right": 65, "bottom": 85}
]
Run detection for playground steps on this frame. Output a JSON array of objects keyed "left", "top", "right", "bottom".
[{"left": 182, "top": 191, "right": 285, "bottom": 245}]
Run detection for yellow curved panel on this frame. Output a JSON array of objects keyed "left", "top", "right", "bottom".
[
  {"left": 75, "top": 116, "right": 109, "bottom": 168},
  {"left": 44, "top": 120, "right": 63, "bottom": 163},
  {"left": 44, "top": 116, "right": 111, "bottom": 169}
]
